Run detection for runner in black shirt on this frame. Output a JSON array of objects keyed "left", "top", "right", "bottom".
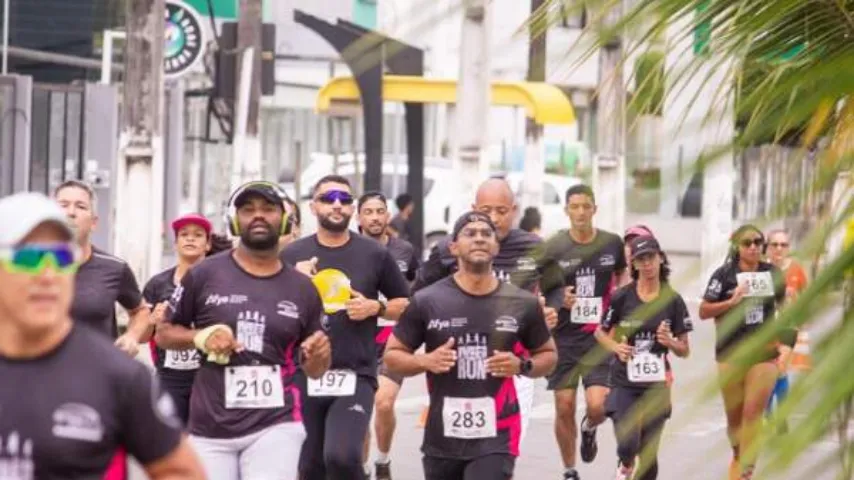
[
  {"left": 384, "top": 211, "right": 557, "bottom": 480},
  {"left": 156, "top": 181, "right": 331, "bottom": 479},
  {"left": 595, "top": 236, "right": 692, "bottom": 480},
  {"left": 144, "top": 213, "right": 214, "bottom": 425},
  {"left": 535, "top": 184, "right": 628, "bottom": 479},
  {"left": 356, "top": 191, "right": 419, "bottom": 479},
  {"left": 698, "top": 224, "right": 790, "bottom": 479},
  {"left": 54, "top": 180, "right": 151, "bottom": 355},
  {"left": 412, "top": 178, "right": 557, "bottom": 457},
  {"left": 281, "top": 175, "right": 411, "bottom": 480},
  {"left": 0, "top": 192, "right": 204, "bottom": 479}
]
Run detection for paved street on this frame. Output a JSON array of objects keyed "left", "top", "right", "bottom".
[{"left": 366, "top": 254, "right": 847, "bottom": 480}]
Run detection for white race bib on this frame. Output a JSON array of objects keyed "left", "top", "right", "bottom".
[
  {"left": 745, "top": 301, "right": 765, "bottom": 326},
  {"left": 442, "top": 397, "right": 497, "bottom": 439},
  {"left": 225, "top": 366, "right": 284, "bottom": 409},
  {"left": 627, "top": 352, "right": 666, "bottom": 383},
  {"left": 163, "top": 349, "right": 201, "bottom": 370},
  {"left": 377, "top": 318, "right": 396, "bottom": 328},
  {"left": 571, "top": 297, "right": 603, "bottom": 324},
  {"left": 307, "top": 369, "right": 357, "bottom": 397},
  {"left": 736, "top": 271, "right": 774, "bottom": 298}
]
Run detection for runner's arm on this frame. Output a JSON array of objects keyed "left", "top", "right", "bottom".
[
  {"left": 378, "top": 250, "right": 413, "bottom": 321},
  {"left": 699, "top": 268, "right": 732, "bottom": 320},
  {"left": 118, "top": 264, "right": 154, "bottom": 342},
  {"left": 155, "top": 272, "right": 199, "bottom": 350},
  {"left": 144, "top": 439, "right": 206, "bottom": 480},
  {"left": 698, "top": 298, "right": 737, "bottom": 320},
  {"left": 520, "top": 297, "right": 558, "bottom": 377},
  {"left": 384, "top": 297, "right": 429, "bottom": 375},
  {"left": 526, "top": 339, "right": 557, "bottom": 377}
]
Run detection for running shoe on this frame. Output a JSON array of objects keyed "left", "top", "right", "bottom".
[
  {"left": 613, "top": 464, "right": 633, "bottom": 480},
  {"left": 563, "top": 470, "right": 580, "bottom": 480},
  {"left": 579, "top": 415, "right": 599, "bottom": 463},
  {"left": 375, "top": 461, "right": 392, "bottom": 480}
]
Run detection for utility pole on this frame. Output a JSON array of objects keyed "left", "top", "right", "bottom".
[
  {"left": 115, "top": 0, "right": 165, "bottom": 282},
  {"left": 520, "top": 0, "right": 547, "bottom": 213},
  {"left": 451, "top": 0, "right": 492, "bottom": 220},
  {"left": 592, "top": 1, "right": 626, "bottom": 235},
  {"left": 231, "top": 0, "right": 264, "bottom": 190}
]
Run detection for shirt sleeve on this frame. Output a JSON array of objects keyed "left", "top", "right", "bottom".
[
  {"left": 702, "top": 266, "right": 727, "bottom": 302},
  {"left": 301, "top": 283, "right": 325, "bottom": 342},
  {"left": 379, "top": 250, "right": 413, "bottom": 299},
  {"left": 406, "top": 247, "right": 420, "bottom": 283},
  {"left": 614, "top": 237, "right": 628, "bottom": 273},
  {"left": 165, "top": 270, "right": 196, "bottom": 328},
  {"left": 392, "top": 296, "right": 425, "bottom": 350},
  {"left": 670, "top": 294, "right": 693, "bottom": 335},
  {"left": 533, "top": 240, "right": 565, "bottom": 307},
  {"left": 117, "top": 263, "right": 144, "bottom": 311},
  {"left": 519, "top": 297, "right": 552, "bottom": 351},
  {"left": 141, "top": 278, "right": 157, "bottom": 307},
  {"left": 119, "top": 365, "right": 183, "bottom": 465},
  {"left": 412, "top": 243, "right": 451, "bottom": 292}
]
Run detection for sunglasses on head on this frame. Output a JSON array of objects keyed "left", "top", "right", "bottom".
[
  {"left": 0, "top": 243, "right": 78, "bottom": 275},
  {"left": 740, "top": 238, "right": 764, "bottom": 248},
  {"left": 316, "top": 190, "right": 354, "bottom": 205}
]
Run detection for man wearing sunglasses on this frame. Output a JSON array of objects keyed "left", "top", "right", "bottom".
[
  {"left": 0, "top": 192, "right": 205, "bottom": 479},
  {"left": 282, "top": 175, "right": 411, "bottom": 480},
  {"left": 54, "top": 180, "right": 151, "bottom": 356}
]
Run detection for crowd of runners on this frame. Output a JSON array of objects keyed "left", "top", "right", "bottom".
[{"left": 0, "top": 173, "right": 809, "bottom": 480}]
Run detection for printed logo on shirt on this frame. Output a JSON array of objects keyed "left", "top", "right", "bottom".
[
  {"left": 277, "top": 300, "right": 299, "bottom": 319},
  {"left": 600, "top": 254, "right": 616, "bottom": 267},
  {"left": 633, "top": 334, "right": 655, "bottom": 354},
  {"left": 707, "top": 279, "right": 722, "bottom": 296},
  {"left": 396, "top": 260, "right": 408, "bottom": 272},
  {"left": 451, "top": 317, "right": 468, "bottom": 328},
  {"left": 169, "top": 285, "right": 184, "bottom": 306},
  {"left": 0, "top": 432, "right": 34, "bottom": 480},
  {"left": 236, "top": 310, "right": 267, "bottom": 353},
  {"left": 516, "top": 256, "right": 537, "bottom": 272},
  {"left": 428, "top": 319, "right": 451, "bottom": 331},
  {"left": 51, "top": 403, "right": 104, "bottom": 443},
  {"left": 683, "top": 315, "right": 693, "bottom": 330},
  {"left": 494, "top": 269, "right": 511, "bottom": 283},
  {"left": 205, "top": 294, "right": 249, "bottom": 306},
  {"left": 151, "top": 377, "right": 182, "bottom": 430},
  {"left": 457, "top": 333, "right": 488, "bottom": 380},
  {"left": 321, "top": 314, "right": 331, "bottom": 331},
  {"left": 494, "top": 315, "right": 519, "bottom": 333},
  {"left": 576, "top": 267, "right": 596, "bottom": 297}
]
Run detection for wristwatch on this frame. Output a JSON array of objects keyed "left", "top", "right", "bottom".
[
  {"left": 376, "top": 299, "right": 388, "bottom": 317},
  {"left": 518, "top": 357, "right": 534, "bottom": 377}
]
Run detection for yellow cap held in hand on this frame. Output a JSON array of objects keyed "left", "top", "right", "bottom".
[
  {"left": 312, "top": 268, "right": 352, "bottom": 314},
  {"left": 193, "top": 324, "right": 234, "bottom": 365}
]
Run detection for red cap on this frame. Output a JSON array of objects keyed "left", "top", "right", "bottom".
[
  {"left": 171, "top": 213, "right": 212, "bottom": 237},
  {"left": 624, "top": 224, "right": 654, "bottom": 242}
]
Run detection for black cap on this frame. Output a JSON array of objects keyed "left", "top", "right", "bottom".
[
  {"left": 629, "top": 235, "right": 662, "bottom": 257},
  {"left": 451, "top": 211, "right": 496, "bottom": 240},
  {"left": 233, "top": 182, "right": 287, "bottom": 209}
]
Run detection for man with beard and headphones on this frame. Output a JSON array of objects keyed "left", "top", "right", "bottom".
[
  {"left": 155, "top": 181, "right": 332, "bottom": 480},
  {"left": 282, "top": 175, "right": 411, "bottom": 480}
]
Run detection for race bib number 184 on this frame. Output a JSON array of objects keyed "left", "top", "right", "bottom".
[
  {"left": 442, "top": 397, "right": 497, "bottom": 439},
  {"left": 571, "top": 297, "right": 603, "bottom": 324}
]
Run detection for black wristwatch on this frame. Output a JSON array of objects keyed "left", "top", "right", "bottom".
[
  {"left": 376, "top": 299, "right": 387, "bottom": 317},
  {"left": 518, "top": 357, "right": 534, "bottom": 377}
]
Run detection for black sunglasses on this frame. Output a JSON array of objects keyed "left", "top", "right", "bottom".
[
  {"left": 740, "top": 238, "right": 764, "bottom": 248},
  {"left": 316, "top": 190, "right": 354, "bottom": 205}
]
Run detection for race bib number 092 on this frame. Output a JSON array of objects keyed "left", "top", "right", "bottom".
[
  {"left": 442, "top": 397, "right": 497, "bottom": 439},
  {"left": 571, "top": 297, "right": 603, "bottom": 324},
  {"left": 736, "top": 271, "right": 774, "bottom": 298},
  {"left": 225, "top": 366, "right": 284, "bottom": 409},
  {"left": 307, "top": 369, "right": 357, "bottom": 397},
  {"left": 627, "top": 352, "right": 666, "bottom": 383},
  {"left": 164, "top": 349, "right": 200, "bottom": 370}
]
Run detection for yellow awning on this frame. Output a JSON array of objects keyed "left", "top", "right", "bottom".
[{"left": 316, "top": 75, "right": 576, "bottom": 125}]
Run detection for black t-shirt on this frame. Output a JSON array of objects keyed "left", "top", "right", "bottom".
[
  {"left": 702, "top": 261, "right": 788, "bottom": 363},
  {"left": 375, "top": 236, "right": 419, "bottom": 350},
  {"left": 0, "top": 325, "right": 182, "bottom": 479},
  {"left": 71, "top": 248, "right": 144, "bottom": 339},
  {"left": 166, "top": 253, "right": 324, "bottom": 439},
  {"left": 393, "top": 277, "right": 552, "bottom": 459},
  {"left": 413, "top": 229, "right": 543, "bottom": 293},
  {"left": 389, "top": 214, "right": 411, "bottom": 242},
  {"left": 281, "top": 234, "right": 411, "bottom": 380},
  {"left": 143, "top": 267, "right": 200, "bottom": 381},
  {"left": 600, "top": 284, "right": 693, "bottom": 389},
  {"left": 538, "top": 229, "right": 626, "bottom": 364}
]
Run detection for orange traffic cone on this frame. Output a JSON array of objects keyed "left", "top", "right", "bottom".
[
  {"left": 790, "top": 332, "right": 811, "bottom": 372},
  {"left": 418, "top": 405, "right": 429, "bottom": 428}
]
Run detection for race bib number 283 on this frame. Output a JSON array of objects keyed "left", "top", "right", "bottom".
[{"left": 442, "top": 397, "right": 497, "bottom": 439}]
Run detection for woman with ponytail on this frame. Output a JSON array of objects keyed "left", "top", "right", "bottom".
[{"left": 699, "top": 225, "right": 792, "bottom": 480}]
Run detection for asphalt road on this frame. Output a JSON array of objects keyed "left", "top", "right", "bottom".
[{"left": 130, "top": 254, "right": 848, "bottom": 479}]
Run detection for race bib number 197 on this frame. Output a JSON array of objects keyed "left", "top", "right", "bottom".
[
  {"left": 442, "top": 397, "right": 497, "bottom": 439},
  {"left": 307, "top": 369, "right": 357, "bottom": 397},
  {"left": 571, "top": 297, "right": 603, "bottom": 324},
  {"left": 225, "top": 366, "right": 284, "bottom": 409}
]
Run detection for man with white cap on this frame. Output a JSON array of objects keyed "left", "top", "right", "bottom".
[{"left": 0, "top": 192, "right": 205, "bottom": 479}]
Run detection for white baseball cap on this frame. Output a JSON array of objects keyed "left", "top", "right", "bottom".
[{"left": 0, "top": 192, "right": 74, "bottom": 245}]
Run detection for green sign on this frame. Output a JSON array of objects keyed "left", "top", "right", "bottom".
[
  {"left": 183, "top": 0, "right": 237, "bottom": 20},
  {"left": 353, "top": 0, "right": 378, "bottom": 29}
]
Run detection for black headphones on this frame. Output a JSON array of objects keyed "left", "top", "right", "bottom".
[
  {"left": 729, "top": 224, "right": 766, "bottom": 256},
  {"left": 225, "top": 181, "right": 294, "bottom": 238}
]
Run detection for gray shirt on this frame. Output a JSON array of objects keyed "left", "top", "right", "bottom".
[{"left": 71, "top": 248, "right": 143, "bottom": 339}]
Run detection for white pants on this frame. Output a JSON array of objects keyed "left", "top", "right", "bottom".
[
  {"left": 513, "top": 375, "right": 536, "bottom": 451},
  {"left": 190, "top": 422, "right": 306, "bottom": 480}
]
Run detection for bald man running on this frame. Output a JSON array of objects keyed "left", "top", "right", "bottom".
[{"left": 411, "top": 178, "right": 557, "bottom": 456}]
